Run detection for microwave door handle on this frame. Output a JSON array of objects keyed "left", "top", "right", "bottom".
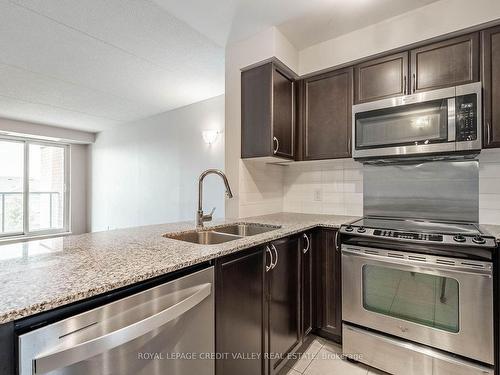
[
  {"left": 33, "top": 283, "right": 212, "bottom": 374},
  {"left": 447, "top": 98, "right": 456, "bottom": 142}
]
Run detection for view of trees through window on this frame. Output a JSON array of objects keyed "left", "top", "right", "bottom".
[{"left": 0, "top": 139, "right": 66, "bottom": 236}]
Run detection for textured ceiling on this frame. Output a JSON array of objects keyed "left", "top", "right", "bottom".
[
  {"left": 0, "top": 0, "right": 225, "bottom": 132},
  {"left": 0, "top": 0, "right": 440, "bottom": 132},
  {"left": 153, "top": 0, "right": 441, "bottom": 48}
]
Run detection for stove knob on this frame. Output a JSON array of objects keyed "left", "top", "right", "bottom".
[
  {"left": 357, "top": 227, "right": 366, "bottom": 233},
  {"left": 472, "top": 235, "right": 486, "bottom": 244},
  {"left": 345, "top": 226, "right": 354, "bottom": 232},
  {"left": 453, "top": 235, "right": 466, "bottom": 243}
]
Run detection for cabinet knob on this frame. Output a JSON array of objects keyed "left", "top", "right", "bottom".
[
  {"left": 403, "top": 75, "right": 407, "bottom": 95},
  {"left": 412, "top": 73, "right": 416, "bottom": 93},
  {"left": 273, "top": 136, "right": 279, "bottom": 154}
]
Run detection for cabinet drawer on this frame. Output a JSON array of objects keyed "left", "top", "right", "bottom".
[{"left": 343, "top": 324, "right": 493, "bottom": 375}]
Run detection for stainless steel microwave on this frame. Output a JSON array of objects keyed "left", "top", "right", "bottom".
[{"left": 352, "top": 82, "right": 482, "bottom": 159}]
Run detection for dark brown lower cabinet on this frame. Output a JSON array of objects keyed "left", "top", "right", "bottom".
[
  {"left": 301, "top": 232, "right": 313, "bottom": 337},
  {"left": 215, "top": 247, "right": 265, "bottom": 375},
  {"left": 315, "top": 228, "right": 342, "bottom": 342},
  {"left": 216, "top": 235, "right": 302, "bottom": 375},
  {"left": 267, "top": 236, "right": 301, "bottom": 374}
]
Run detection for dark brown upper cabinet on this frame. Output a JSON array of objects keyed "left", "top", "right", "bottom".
[
  {"left": 482, "top": 26, "right": 500, "bottom": 148},
  {"left": 410, "top": 33, "right": 479, "bottom": 93},
  {"left": 298, "top": 67, "right": 353, "bottom": 160},
  {"left": 354, "top": 52, "right": 409, "bottom": 103},
  {"left": 241, "top": 62, "right": 295, "bottom": 160}
]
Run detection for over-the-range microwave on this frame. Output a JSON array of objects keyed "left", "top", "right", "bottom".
[{"left": 351, "top": 82, "right": 482, "bottom": 159}]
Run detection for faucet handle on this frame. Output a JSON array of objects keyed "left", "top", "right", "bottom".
[{"left": 203, "top": 207, "right": 216, "bottom": 221}]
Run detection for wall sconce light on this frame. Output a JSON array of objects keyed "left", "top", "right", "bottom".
[{"left": 202, "top": 130, "right": 221, "bottom": 145}]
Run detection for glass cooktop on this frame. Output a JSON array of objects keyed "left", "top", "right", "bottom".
[{"left": 350, "top": 217, "right": 482, "bottom": 235}]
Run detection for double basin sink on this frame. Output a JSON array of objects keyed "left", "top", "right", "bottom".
[{"left": 164, "top": 223, "right": 281, "bottom": 244}]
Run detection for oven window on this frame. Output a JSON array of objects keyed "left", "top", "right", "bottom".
[
  {"left": 355, "top": 99, "right": 448, "bottom": 149},
  {"left": 362, "top": 265, "right": 459, "bottom": 333}
]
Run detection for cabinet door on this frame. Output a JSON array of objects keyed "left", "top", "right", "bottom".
[
  {"left": 272, "top": 67, "right": 295, "bottom": 159},
  {"left": 301, "top": 233, "right": 313, "bottom": 337},
  {"left": 241, "top": 63, "right": 273, "bottom": 158},
  {"left": 482, "top": 26, "right": 500, "bottom": 148},
  {"left": 268, "top": 236, "right": 301, "bottom": 373},
  {"left": 0, "top": 322, "right": 14, "bottom": 375},
  {"left": 301, "top": 67, "right": 353, "bottom": 160},
  {"left": 216, "top": 248, "right": 265, "bottom": 375},
  {"left": 410, "top": 33, "right": 479, "bottom": 93},
  {"left": 316, "top": 229, "right": 342, "bottom": 342},
  {"left": 354, "top": 52, "right": 409, "bottom": 103}
]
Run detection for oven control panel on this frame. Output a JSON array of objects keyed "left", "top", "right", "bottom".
[
  {"left": 373, "top": 229, "right": 443, "bottom": 242},
  {"left": 340, "top": 225, "right": 497, "bottom": 248}
]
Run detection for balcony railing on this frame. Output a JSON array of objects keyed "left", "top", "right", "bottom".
[{"left": 0, "top": 191, "right": 61, "bottom": 234}]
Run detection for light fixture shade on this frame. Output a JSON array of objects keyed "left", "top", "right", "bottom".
[{"left": 202, "top": 130, "right": 219, "bottom": 144}]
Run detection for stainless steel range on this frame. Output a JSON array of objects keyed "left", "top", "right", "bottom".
[{"left": 340, "top": 217, "right": 496, "bottom": 375}]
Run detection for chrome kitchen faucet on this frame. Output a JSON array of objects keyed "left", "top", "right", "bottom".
[{"left": 196, "top": 169, "right": 233, "bottom": 229}]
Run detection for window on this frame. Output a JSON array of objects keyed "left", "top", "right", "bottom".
[{"left": 0, "top": 137, "right": 69, "bottom": 239}]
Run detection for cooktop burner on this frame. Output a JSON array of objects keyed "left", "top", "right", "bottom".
[{"left": 340, "top": 217, "right": 496, "bottom": 248}]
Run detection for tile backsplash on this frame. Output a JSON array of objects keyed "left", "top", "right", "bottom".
[
  {"left": 238, "top": 160, "right": 285, "bottom": 218},
  {"left": 283, "top": 158, "right": 363, "bottom": 217},
  {"left": 479, "top": 149, "right": 500, "bottom": 225},
  {"left": 238, "top": 149, "right": 500, "bottom": 225}
]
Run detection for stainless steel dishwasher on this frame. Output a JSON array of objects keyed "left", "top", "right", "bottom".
[{"left": 18, "top": 266, "right": 214, "bottom": 375}]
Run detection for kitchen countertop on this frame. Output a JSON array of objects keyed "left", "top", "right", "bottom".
[
  {"left": 0, "top": 212, "right": 358, "bottom": 324},
  {"left": 482, "top": 224, "right": 500, "bottom": 241}
]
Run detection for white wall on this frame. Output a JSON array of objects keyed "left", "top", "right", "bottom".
[
  {"left": 90, "top": 95, "right": 225, "bottom": 231},
  {"left": 225, "top": 27, "right": 299, "bottom": 219},
  {"left": 0, "top": 117, "right": 95, "bottom": 144},
  {"left": 70, "top": 144, "right": 89, "bottom": 234},
  {"left": 299, "top": 0, "right": 500, "bottom": 75}
]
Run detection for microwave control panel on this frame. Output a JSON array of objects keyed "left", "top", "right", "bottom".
[{"left": 456, "top": 94, "right": 477, "bottom": 142}]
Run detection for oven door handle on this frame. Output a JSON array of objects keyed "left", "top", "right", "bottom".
[
  {"left": 33, "top": 283, "right": 212, "bottom": 374},
  {"left": 342, "top": 248, "right": 492, "bottom": 277}
]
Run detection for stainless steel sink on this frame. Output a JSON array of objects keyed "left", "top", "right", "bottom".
[
  {"left": 163, "top": 223, "right": 280, "bottom": 245},
  {"left": 212, "top": 223, "right": 280, "bottom": 236},
  {"left": 164, "top": 230, "right": 242, "bottom": 244}
]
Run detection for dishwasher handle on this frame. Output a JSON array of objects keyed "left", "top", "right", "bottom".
[{"left": 33, "top": 282, "right": 212, "bottom": 374}]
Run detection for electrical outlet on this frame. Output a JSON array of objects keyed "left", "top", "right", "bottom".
[{"left": 314, "top": 189, "right": 322, "bottom": 202}]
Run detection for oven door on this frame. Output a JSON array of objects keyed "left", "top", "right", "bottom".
[
  {"left": 352, "top": 87, "right": 456, "bottom": 159},
  {"left": 342, "top": 245, "right": 494, "bottom": 365}
]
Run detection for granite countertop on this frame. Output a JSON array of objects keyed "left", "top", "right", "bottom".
[
  {"left": 482, "top": 224, "right": 500, "bottom": 240},
  {"left": 0, "top": 212, "right": 358, "bottom": 324}
]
